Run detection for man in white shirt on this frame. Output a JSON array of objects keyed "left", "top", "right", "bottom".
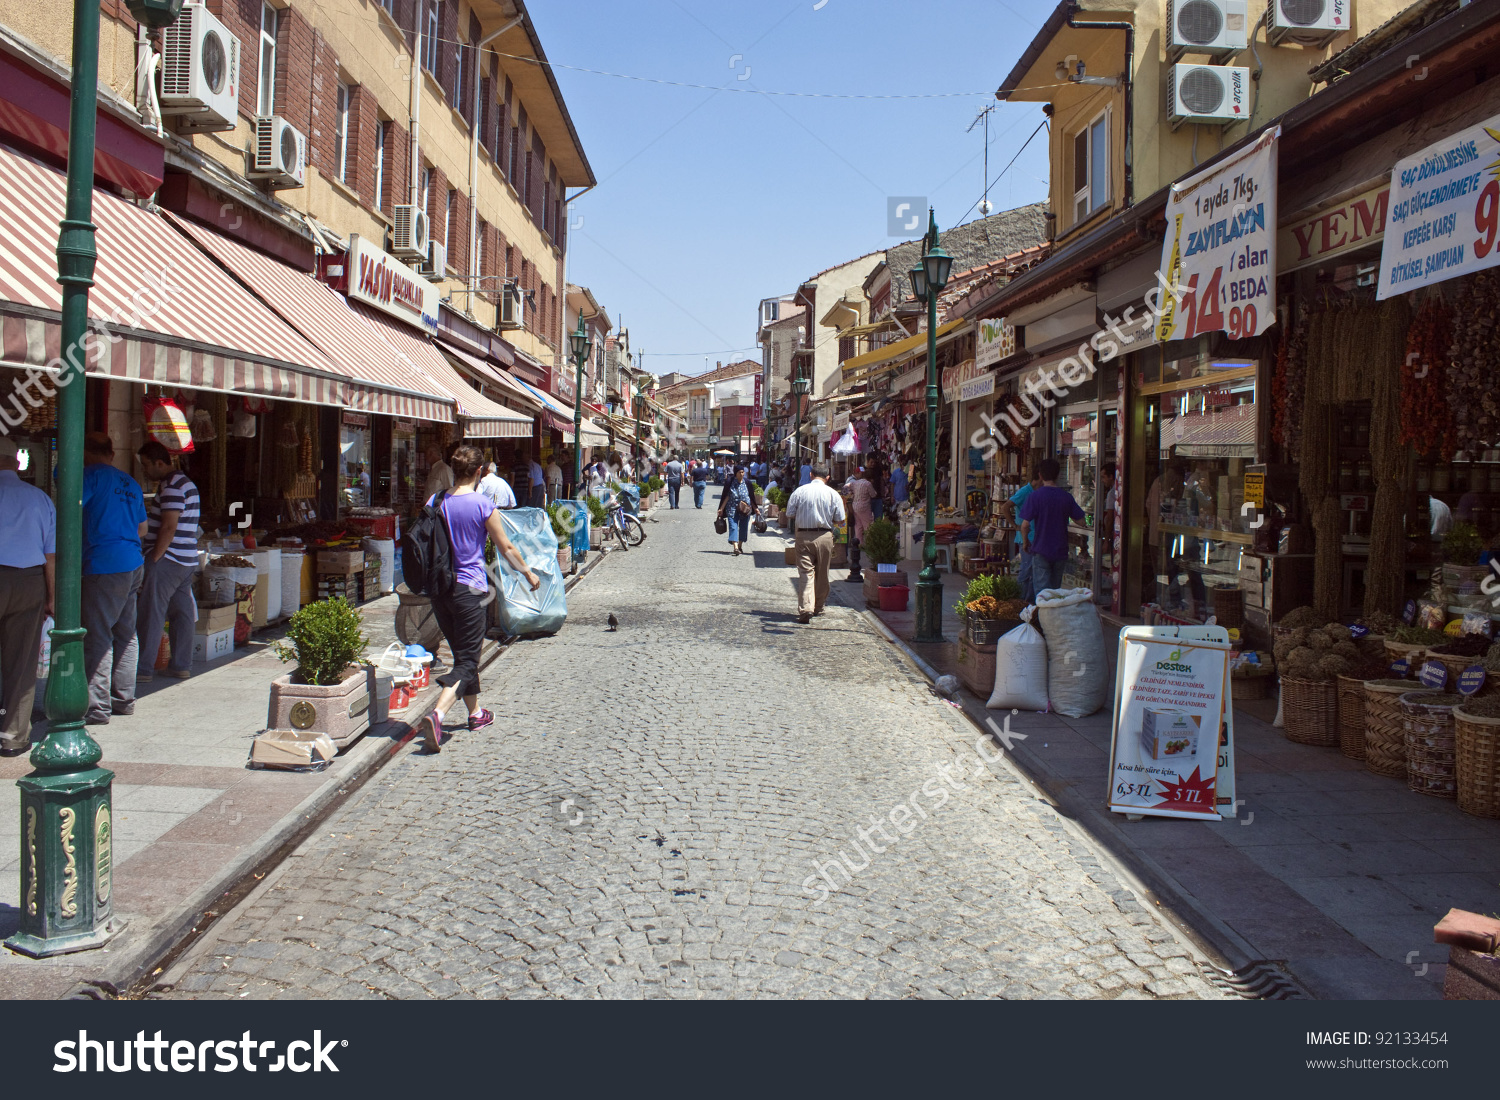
[
  {"left": 784, "top": 462, "right": 847, "bottom": 625},
  {"left": 479, "top": 463, "right": 518, "bottom": 509},
  {"left": 1430, "top": 495, "right": 1453, "bottom": 537},
  {"left": 423, "top": 442, "right": 454, "bottom": 502},
  {"left": 545, "top": 457, "right": 563, "bottom": 502}
]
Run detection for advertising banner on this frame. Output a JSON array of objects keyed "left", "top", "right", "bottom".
[
  {"left": 345, "top": 234, "right": 439, "bottom": 334},
  {"left": 975, "top": 317, "right": 1016, "bottom": 369},
  {"left": 1106, "top": 626, "right": 1236, "bottom": 820},
  {"left": 1377, "top": 116, "right": 1500, "bottom": 299},
  {"left": 1156, "top": 127, "right": 1279, "bottom": 343}
]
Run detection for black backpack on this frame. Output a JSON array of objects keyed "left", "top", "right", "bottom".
[{"left": 402, "top": 492, "right": 455, "bottom": 597}]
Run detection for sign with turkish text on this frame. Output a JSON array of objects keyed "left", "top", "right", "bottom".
[
  {"left": 1157, "top": 127, "right": 1279, "bottom": 343},
  {"left": 345, "top": 234, "right": 439, "bottom": 334},
  {"left": 940, "top": 358, "right": 983, "bottom": 400},
  {"left": 753, "top": 374, "right": 763, "bottom": 423},
  {"left": 975, "top": 317, "right": 1017, "bottom": 369},
  {"left": 1378, "top": 116, "right": 1500, "bottom": 298},
  {"left": 959, "top": 371, "right": 996, "bottom": 402},
  {"left": 1107, "top": 627, "right": 1235, "bottom": 820},
  {"left": 1243, "top": 470, "right": 1265, "bottom": 508},
  {"left": 1279, "top": 181, "right": 1389, "bottom": 273}
]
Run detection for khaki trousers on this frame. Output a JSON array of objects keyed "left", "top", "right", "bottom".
[{"left": 796, "top": 530, "right": 834, "bottom": 617}]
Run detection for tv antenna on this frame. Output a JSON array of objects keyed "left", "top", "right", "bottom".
[{"left": 968, "top": 103, "right": 998, "bottom": 216}]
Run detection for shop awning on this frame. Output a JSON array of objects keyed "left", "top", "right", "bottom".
[
  {"left": 841, "top": 319, "right": 965, "bottom": 382},
  {"left": 0, "top": 145, "right": 348, "bottom": 405},
  {"left": 437, "top": 341, "right": 546, "bottom": 414},
  {"left": 512, "top": 375, "right": 610, "bottom": 445},
  {"left": 353, "top": 305, "right": 532, "bottom": 438},
  {"left": 169, "top": 212, "right": 454, "bottom": 422}
]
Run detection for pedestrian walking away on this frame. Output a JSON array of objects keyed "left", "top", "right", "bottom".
[
  {"left": 81, "top": 432, "right": 146, "bottom": 725},
  {"left": 0, "top": 435, "right": 55, "bottom": 754},
  {"left": 717, "top": 466, "right": 760, "bottom": 556},
  {"left": 664, "top": 454, "right": 685, "bottom": 509},
  {"left": 846, "top": 467, "right": 877, "bottom": 583},
  {"left": 1005, "top": 468, "right": 1042, "bottom": 603},
  {"left": 135, "top": 440, "right": 200, "bottom": 683},
  {"left": 1019, "top": 458, "right": 1084, "bottom": 598},
  {"left": 527, "top": 456, "right": 546, "bottom": 508},
  {"left": 418, "top": 444, "right": 540, "bottom": 753},
  {"left": 691, "top": 460, "right": 708, "bottom": 509},
  {"left": 784, "top": 462, "right": 845, "bottom": 624},
  {"left": 545, "top": 456, "right": 563, "bottom": 503},
  {"left": 478, "top": 462, "right": 518, "bottom": 510}
]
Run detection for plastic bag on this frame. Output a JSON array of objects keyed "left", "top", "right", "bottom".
[
  {"left": 987, "top": 621, "right": 1049, "bottom": 711},
  {"left": 145, "top": 396, "right": 194, "bottom": 453},
  {"left": 494, "top": 507, "right": 568, "bottom": 636},
  {"left": 1035, "top": 587, "right": 1108, "bottom": 718}
]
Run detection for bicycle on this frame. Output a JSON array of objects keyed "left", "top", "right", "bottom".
[{"left": 601, "top": 499, "right": 646, "bottom": 550}]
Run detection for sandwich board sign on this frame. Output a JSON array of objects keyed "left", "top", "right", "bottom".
[{"left": 1106, "top": 626, "right": 1236, "bottom": 820}]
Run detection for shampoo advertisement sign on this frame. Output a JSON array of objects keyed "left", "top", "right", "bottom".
[{"left": 1106, "top": 627, "right": 1236, "bottom": 820}]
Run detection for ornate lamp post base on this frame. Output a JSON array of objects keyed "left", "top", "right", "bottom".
[{"left": 915, "top": 566, "right": 945, "bottom": 642}]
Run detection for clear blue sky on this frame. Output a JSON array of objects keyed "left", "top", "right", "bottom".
[{"left": 526, "top": 0, "right": 1052, "bottom": 376}]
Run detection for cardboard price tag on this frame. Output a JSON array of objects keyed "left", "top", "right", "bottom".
[
  {"left": 1419, "top": 661, "right": 1449, "bottom": 690},
  {"left": 1459, "top": 665, "right": 1488, "bottom": 696}
]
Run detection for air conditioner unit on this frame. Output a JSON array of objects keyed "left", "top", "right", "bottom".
[
  {"left": 159, "top": 3, "right": 239, "bottom": 133},
  {"left": 497, "top": 282, "right": 524, "bottom": 330},
  {"left": 250, "top": 115, "right": 305, "bottom": 188},
  {"left": 421, "top": 239, "right": 447, "bottom": 281},
  {"left": 391, "top": 205, "right": 428, "bottom": 260},
  {"left": 1266, "top": 0, "right": 1348, "bottom": 47},
  {"left": 1169, "top": 64, "right": 1251, "bottom": 127},
  {"left": 1168, "top": 0, "right": 1249, "bottom": 60}
]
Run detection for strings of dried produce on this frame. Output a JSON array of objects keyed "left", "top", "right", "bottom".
[
  {"left": 1366, "top": 297, "right": 1413, "bottom": 618},
  {"left": 1446, "top": 269, "right": 1500, "bottom": 453},
  {"left": 1273, "top": 304, "right": 1307, "bottom": 454},
  {"left": 206, "top": 392, "right": 227, "bottom": 514},
  {"left": 1400, "top": 295, "right": 1454, "bottom": 457}
]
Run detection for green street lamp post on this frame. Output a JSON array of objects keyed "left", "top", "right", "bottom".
[
  {"left": 792, "top": 370, "right": 810, "bottom": 477},
  {"left": 912, "top": 209, "right": 953, "bottom": 644},
  {"left": 633, "top": 388, "right": 645, "bottom": 472},
  {"left": 569, "top": 315, "right": 592, "bottom": 495},
  {"left": 7, "top": 0, "right": 184, "bottom": 960}
]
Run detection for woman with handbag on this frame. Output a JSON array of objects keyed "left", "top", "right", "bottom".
[{"left": 717, "top": 466, "right": 759, "bottom": 556}]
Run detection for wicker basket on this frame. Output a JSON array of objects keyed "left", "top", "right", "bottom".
[
  {"left": 1356, "top": 633, "right": 1386, "bottom": 660},
  {"left": 1336, "top": 674, "right": 1369, "bottom": 760},
  {"left": 1232, "top": 673, "right": 1273, "bottom": 701},
  {"left": 1402, "top": 692, "right": 1461, "bottom": 799},
  {"left": 1384, "top": 639, "right": 1428, "bottom": 667},
  {"left": 1280, "top": 676, "right": 1339, "bottom": 747},
  {"left": 1427, "top": 650, "right": 1482, "bottom": 686},
  {"left": 1455, "top": 705, "right": 1500, "bottom": 818},
  {"left": 1365, "top": 679, "right": 1433, "bottom": 778},
  {"left": 1210, "top": 585, "right": 1243, "bottom": 629}
]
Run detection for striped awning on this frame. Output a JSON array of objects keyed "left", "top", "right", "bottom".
[
  {"left": 437, "top": 341, "right": 546, "bottom": 414},
  {"left": 169, "top": 213, "right": 454, "bottom": 422},
  {"left": 0, "top": 144, "right": 345, "bottom": 404},
  {"left": 353, "top": 305, "right": 532, "bottom": 438}
]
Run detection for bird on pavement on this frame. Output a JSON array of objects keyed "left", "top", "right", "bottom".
[{"left": 607, "top": 613, "right": 619, "bottom": 631}]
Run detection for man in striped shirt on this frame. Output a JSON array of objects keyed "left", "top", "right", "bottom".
[{"left": 135, "top": 441, "right": 200, "bottom": 682}]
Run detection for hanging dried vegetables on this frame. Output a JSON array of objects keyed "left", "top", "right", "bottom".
[
  {"left": 1367, "top": 297, "right": 1413, "bottom": 618},
  {"left": 1400, "top": 295, "right": 1454, "bottom": 457},
  {"left": 1273, "top": 305, "right": 1307, "bottom": 455},
  {"left": 1446, "top": 270, "right": 1500, "bottom": 454}
]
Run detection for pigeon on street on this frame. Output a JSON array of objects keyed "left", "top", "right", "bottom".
[{"left": 607, "top": 614, "right": 619, "bottom": 631}]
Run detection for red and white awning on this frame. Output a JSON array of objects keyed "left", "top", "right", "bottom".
[{"left": 0, "top": 144, "right": 346, "bottom": 404}]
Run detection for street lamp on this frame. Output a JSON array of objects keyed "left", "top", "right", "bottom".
[
  {"left": 569, "top": 314, "right": 592, "bottom": 496},
  {"left": 6, "top": 0, "right": 185, "bottom": 961},
  {"left": 633, "top": 386, "right": 646, "bottom": 472},
  {"left": 792, "top": 370, "right": 811, "bottom": 478},
  {"left": 913, "top": 209, "right": 952, "bottom": 644}
]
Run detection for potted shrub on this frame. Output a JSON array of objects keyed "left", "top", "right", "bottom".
[
  {"left": 955, "top": 574, "right": 1024, "bottom": 648},
  {"left": 547, "top": 503, "right": 573, "bottom": 574},
  {"left": 268, "top": 597, "right": 371, "bottom": 747},
  {"left": 768, "top": 487, "right": 789, "bottom": 523},
  {"left": 1442, "top": 521, "right": 1488, "bottom": 593},
  {"left": 861, "top": 518, "right": 908, "bottom": 608},
  {"left": 586, "top": 495, "right": 606, "bottom": 549}
]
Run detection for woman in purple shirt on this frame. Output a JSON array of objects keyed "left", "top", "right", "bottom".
[{"left": 419, "top": 444, "right": 539, "bottom": 752}]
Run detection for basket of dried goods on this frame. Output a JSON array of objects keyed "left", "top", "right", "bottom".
[
  {"left": 1454, "top": 694, "right": 1500, "bottom": 818},
  {"left": 1271, "top": 606, "right": 1322, "bottom": 646},
  {"left": 1273, "top": 624, "right": 1363, "bottom": 748},
  {"left": 1335, "top": 660, "right": 1390, "bottom": 761},
  {"left": 1363, "top": 679, "right": 1433, "bottom": 778},
  {"left": 1209, "top": 583, "right": 1243, "bottom": 629},
  {"left": 1402, "top": 692, "right": 1462, "bottom": 799},
  {"left": 1352, "top": 611, "right": 1400, "bottom": 660},
  {"left": 1384, "top": 625, "right": 1447, "bottom": 668},
  {"left": 1425, "top": 632, "right": 1492, "bottom": 687}
]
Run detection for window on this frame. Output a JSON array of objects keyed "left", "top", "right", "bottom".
[
  {"left": 763, "top": 301, "right": 779, "bottom": 323},
  {"left": 378, "top": 0, "right": 394, "bottom": 15},
  {"left": 1072, "top": 110, "right": 1110, "bottom": 224},
  {"left": 257, "top": 2, "right": 278, "bottom": 118},
  {"left": 419, "top": 165, "right": 431, "bottom": 219},
  {"left": 423, "top": 1, "right": 439, "bottom": 74},
  {"left": 374, "top": 121, "right": 387, "bottom": 211},
  {"left": 454, "top": 32, "right": 465, "bottom": 114},
  {"left": 445, "top": 189, "right": 455, "bottom": 257},
  {"left": 334, "top": 83, "right": 350, "bottom": 184}
]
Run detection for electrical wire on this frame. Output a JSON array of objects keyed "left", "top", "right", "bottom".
[{"left": 947, "top": 118, "right": 1048, "bottom": 230}]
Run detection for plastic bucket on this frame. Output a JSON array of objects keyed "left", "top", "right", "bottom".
[{"left": 878, "top": 584, "right": 910, "bottom": 612}]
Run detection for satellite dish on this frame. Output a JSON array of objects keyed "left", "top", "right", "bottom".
[{"left": 978, "top": 199, "right": 994, "bottom": 216}]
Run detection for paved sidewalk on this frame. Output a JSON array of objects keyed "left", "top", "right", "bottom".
[{"left": 842, "top": 554, "right": 1500, "bottom": 1000}]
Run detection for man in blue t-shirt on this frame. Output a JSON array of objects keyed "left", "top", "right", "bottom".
[
  {"left": 1019, "top": 458, "right": 1085, "bottom": 599},
  {"left": 82, "top": 433, "right": 147, "bottom": 723},
  {"left": 1005, "top": 469, "right": 1042, "bottom": 603}
]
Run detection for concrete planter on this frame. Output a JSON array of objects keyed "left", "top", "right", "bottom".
[
  {"left": 864, "top": 568, "right": 909, "bottom": 609},
  {"left": 268, "top": 667, "right": 371, "bottom": 749},
  {"left": 589, "top": 527, "right": 602, "bottom": 550},
  {"left": 557, "top": 548, "right": 570, "bottom": 576}
]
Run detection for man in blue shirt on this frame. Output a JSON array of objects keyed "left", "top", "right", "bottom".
[
  {"left": 799, "top": 460, "right": 813, "bottom": 486},
  {"left": 891, "top": 464, "right": 909, "bottom": 504},
  {"left": 82, "top": 433, "right": 147, "bottom": 724},
  {"left": 1019, "top": 458, "right": 1085, "bottom": 599},
  {"left": 0, "top": 435, "right": 55, "bottom": 754},
  {"left": 1005, "top": 469, "right": 1041, "bottom": 602}
]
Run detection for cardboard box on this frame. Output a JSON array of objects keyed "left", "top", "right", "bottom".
[
  {"left": 192, "top": 626, "right": 234, "bottom": 663},
  {"left": 195, "top": 603, "right": 236, "bottom": 634},
  {"left": 1141, "top": 707, "right": 1200, "bottom": 760},
  {"left": 317, "top": 550, "right": 365, "bottom": 574},
  {"left": 249, "top": 728, "right": 337, "bottom": 770}
]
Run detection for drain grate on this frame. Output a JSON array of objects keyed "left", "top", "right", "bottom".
[{"left": 1201, "top": 960, "right": 1308, "bottom": 1000}]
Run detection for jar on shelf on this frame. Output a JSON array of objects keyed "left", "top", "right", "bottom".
[
  {"left": 1416, "top": 464, "right": 1431, "bottom": 492},
  {"left": 1356, "top": 458, "right": 1373, "bottom": 491},
  {"left": 1434, "top": 464, "right": 1452, "bottom": 492}
]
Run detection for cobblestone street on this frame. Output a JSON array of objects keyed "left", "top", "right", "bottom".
[{"left": 159, "top": 509, "right": 1223, "bottom": 1000}]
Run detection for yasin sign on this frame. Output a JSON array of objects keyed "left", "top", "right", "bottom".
[{"left": 345, "top": 234, "right": 439, "bottom": 334}]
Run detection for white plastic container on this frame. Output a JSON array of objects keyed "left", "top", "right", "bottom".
[
  {"left": 362, "top": 537, "right": 396, "bottom": 596},
  {"left": 279, "top": 548, "right": 304, "bottom": 619}
]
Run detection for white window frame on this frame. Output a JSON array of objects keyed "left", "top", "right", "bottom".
[
  {"left": 445, "top": 189, "right": 455, "bottom": 257},
  {"left": 334, "top": 83, "right": 350, "bottom": 184},
  {"left": 419, "top": 165, "right": 431, "bottom": 220},
  {"left": 373, "top": 120, "right": 386, "bottom": 209},
  {"left": 454, "top": 32, "right": 465, "bottom": 112},
  {"left": 423, "top": 1, "right": 439, "bottom": 75},
  {"left": 257, "top": 2, "right": 278, "bottom": 119},
  {"left": 1072, "top": 107, "right": 1110, "bottom": 226}
]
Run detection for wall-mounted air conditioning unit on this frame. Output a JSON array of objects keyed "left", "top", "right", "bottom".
[
  {"left": 1169, "top": 64, "right": 1251, "bottom": 128},
  {"left": 159, "top": 3, "right": 239, "bottom": 133},
  {"left": 250, "top": 116, "right": 305, "bottom": 188},
  {"left": 422, "top": 240, "right": 447, "bottom": 282},
  {"left": 498, "top": 282, "right": 524, "bottom": 330},
  {"left": 1168, "top": 0, "right": 1249, "bottom": 61},
  {"left": 391, "top": 205, "right": 428, "bottom": 261},
  {"left": 1266, "top": 0, "right": 1347, "bottom": 47}
]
